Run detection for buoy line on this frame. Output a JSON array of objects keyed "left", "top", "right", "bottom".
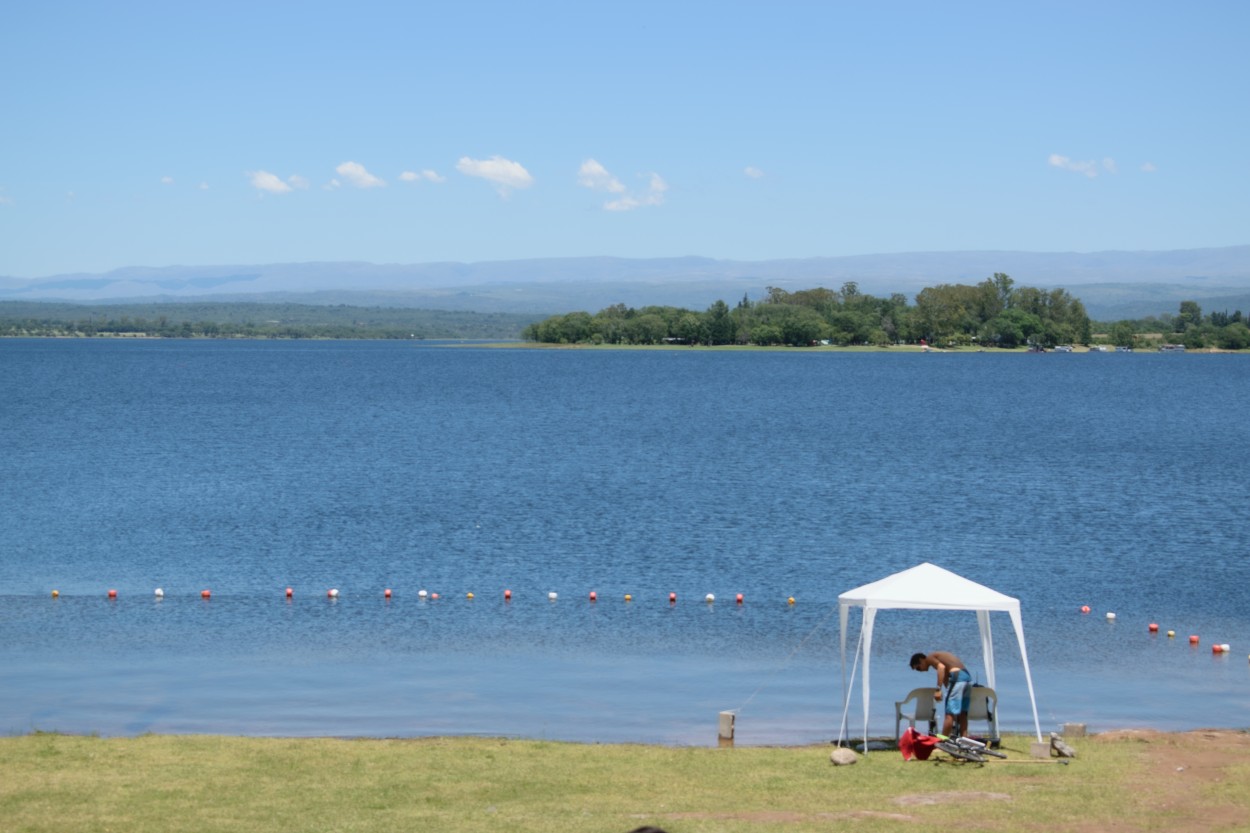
[{"left": 42, "top": 590, "right": 1242, "bottom": 660}]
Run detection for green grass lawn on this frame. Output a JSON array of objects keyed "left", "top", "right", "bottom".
[{"left": 8, "top": 732, "right": 1239, "bottom": 833}]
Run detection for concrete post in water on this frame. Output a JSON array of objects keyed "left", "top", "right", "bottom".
[{"left": 718, "top": 711, "right": 735, "bottom": 747}]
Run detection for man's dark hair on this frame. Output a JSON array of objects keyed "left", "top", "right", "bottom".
[{"left": 909, "top": 652, "right": 926, "bottom": 669}]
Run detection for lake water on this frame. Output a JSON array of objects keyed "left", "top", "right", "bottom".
[{"left": 2, "top": 339, "right": 1248, "bottom": 745}]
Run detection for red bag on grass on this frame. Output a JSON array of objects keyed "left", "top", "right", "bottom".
[{"left": 899, "top": 727, "right": 939, "bottom": 761}]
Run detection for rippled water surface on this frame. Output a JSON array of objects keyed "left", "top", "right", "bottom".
[{"left": 2, "top": 339, "right": 1248, "bottom": 743}]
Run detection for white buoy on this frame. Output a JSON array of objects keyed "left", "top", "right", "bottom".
[
  {"left": 154, "top": 588, "right": 164, "bottom": 598},
  {"left": 418, "top": 589, "right": 428, "bottom": 598},
  {"left": 1106, "top": 612, "right": 1116, "bottom": 620},
  {"left": 548, "top": 591, "right": 558, "bottom": 601},
  {"left": 705, "top": 593, "right": 715, "bottom": 603},
  {"left": 1221, "top": 643, "right": 1231, "bottom": 652},
  {"left": 328, "top": 588, "right": 339, "bottom": 598}
]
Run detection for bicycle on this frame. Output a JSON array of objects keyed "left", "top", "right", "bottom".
[{"left": 933, "top": 733, "right": 1006, "bottom": 763}]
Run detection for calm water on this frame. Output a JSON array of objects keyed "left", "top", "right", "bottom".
[{"left": 2, "top": 339, "right": 1248, "bottom": 744}]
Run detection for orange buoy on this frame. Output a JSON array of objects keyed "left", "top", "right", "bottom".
[
  {"left": 1212, "top": 644, "right": 1223, "bottom": 654},
  {"left": 1189, "top": 635, "right": 1200, "bottom": 645},
  {"left": 51, "top": 590, "right": 59, "bottom": 598},
  {"left": 285, "top": 587, "right": 293, "bottom": 598},
  {"left": 787, "top": 596, "right": 796, "bottom": 605},
  {"left": 201, "top": 589, "right": 211, "bottom": 599},
  {"left": 466, "top": 592, "right": 474, "bottom": 599},
  {"left": 624, "top": 594, "right": 632, "bottom": 602},
  {"left": 589, "top": 591, "right": 597, "bottom": 601},
  {"left": 504, "top": 589, "right": 512, "bottom": 600},
  {"left": 736, "top": 593, "right": 744, "bottom": 604},
  {"left": 1080, "top": 605, "right": 1091, "bottom": 614},
  {"left": 669, "top": 592, "right": 677, "bottom": 603},
  {"left": 108, "top": 589, "right": 117, "bottom": 599},
  {"left": 431, "top": 593, "right": 439, "bottom": 600},
  {"left": 1148, "top": 623, "right": 1159, "bottom": 633},
  {"left": 384, "top": 588, "right": 392, "bottom": 599}
]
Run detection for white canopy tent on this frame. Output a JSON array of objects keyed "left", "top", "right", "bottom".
[{"left": 838, "top": 562, "right": 1043, "bottom": 748}]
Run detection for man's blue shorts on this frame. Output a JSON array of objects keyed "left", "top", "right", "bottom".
[{"left": 946, "top": 669, "right": 972, "bottom": 717}]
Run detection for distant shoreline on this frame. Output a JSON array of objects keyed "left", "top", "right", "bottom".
[
  {"left": 479, "top": 341, "right": 1249, "bottom": 354},
  {"left": 4, "top": 334, "right": 1247, "bottom": 353}
]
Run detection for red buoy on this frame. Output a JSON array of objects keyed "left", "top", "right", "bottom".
[
  {"left": 1189, "top": 635, "right": 1200, "bottom": 645},
  {"left": 669, "top": 592, "right": 677, "bottom": 603},
  {"left": 589, "top": 591, "right": 597, "bottom": 602},
  {"left": 285, "top": 587, "right": 293, "bottom": 598},
  {"left": 504, "top": 589, "right": 512, "bottom": 601},
  {"left": 384, "top": 588, "right": 392, "bottom": 599},
  {"left": 1080, "top": 605, "right": 1091, "bottom": 614},
  {"left": 108, "top": 589, "right": 117, "bottom": 599},
  {"left": 736, "top": 593, "right": 744, "bottom": 604},
  {"left": 1148, "top": 623, "right": 1159, "bottom": 633},
  {"left": 201, "top": 589, "right": 211, "bottom": 599}
]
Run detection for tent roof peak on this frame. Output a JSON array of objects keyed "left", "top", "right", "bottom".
[{"left": 838, "top": 562, "right": 1019, "bottom": 612}]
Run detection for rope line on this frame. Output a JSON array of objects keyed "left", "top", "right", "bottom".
[
  {"left": 835, "top": 625, "right": 863, "bottom": 745},
  {"left": 731, "top": 603, "right": 841, "bottom": 715}
]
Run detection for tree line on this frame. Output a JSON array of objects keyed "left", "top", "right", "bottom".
[
  {"left": 1102, "top": 301, "right": 1249, "bottom": 350},
  {"left": 523, "top": 274, "right": 1093, "bottom": 348},
  {"left": 0, "top": 301, "right": 541, "bottom": 340}
]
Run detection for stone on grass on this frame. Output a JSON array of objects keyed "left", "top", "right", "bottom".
[
  {"left": 1050, "top": 733, "right": 1077, "bottom": 758},
  {"left": 829, "top": 748, "right": 859, "bottom": 766}
]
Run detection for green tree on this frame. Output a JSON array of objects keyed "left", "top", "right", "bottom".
[
  {"left": 704, "top": 300, "right": 735, "bottom": 345},
  {"left": 673, "top": 313, "right": 705, "bottom": 345},
  {"left": 1179, "top": 300, "right": 1203, "bottom": 330},
  {"left": 1215, "top": 323, "right": 1250, "bottom": 349},
  {"left": 981, "top": 308, "right": 1042, "bottom": 348},
  {"left": 751, "top": 324, "right": 783, "bottom": 345},
  {"left": 1108, "top": 321, "right": 1137, "bottom": 348}
]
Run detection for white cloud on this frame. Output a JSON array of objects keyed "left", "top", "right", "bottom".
[
  {"left": 161, "top": 175, "right": 174, "bottom": 185},
  {"left": 456, "top": 155, "right": 534, "bottom": 195},
  {"left": 579, "top": 160, "right": 667, "bottom": 211},
  {"left": 1102, "top": 157, "right": 1118, "bottom": 175},
  {"left": 335, "top": 161, "right": 385, "bottom": 188},
  {"left": 1048, "top": 153, "right": 1099, "bottom": 178},
  {"left": 744, "top": 166, "right": 764, "bottom": 179},
  {"left": 247, "top": 170, "right": 294, "bottom": 194},
  {"left": 400, "top": 169, "right": 446, "bottom": 184},
  {"left": 287, "top": 174, "right": 310, "bottom": 190},
  {"left": 578, "top": 159, "right": 626, "bottom": 193},
  {"left": 604, "top": 172, "right": 668, "bottom": 212},
  {"left": 1141, "top": 162, "right": 1158, "bottom": 173}
]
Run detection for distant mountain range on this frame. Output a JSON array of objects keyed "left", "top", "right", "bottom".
[{"left": 3, "top": 246, "right": 1249, "bottom": 321}]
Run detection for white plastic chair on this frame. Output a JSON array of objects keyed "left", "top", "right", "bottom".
[
  {"left": 894, "top": 687, "right": 937, "bottom": 741},
  {"left": 967, "top": 685, "right": 999, "bottom": 739}
]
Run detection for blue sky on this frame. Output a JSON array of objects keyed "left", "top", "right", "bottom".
[{"left": 2, "top": 0, "right": 1247, "bottom": 278}]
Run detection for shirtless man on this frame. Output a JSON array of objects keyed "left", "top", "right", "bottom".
[{"left": 910, "top": 651, "right": 971, "bottom": 737}]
